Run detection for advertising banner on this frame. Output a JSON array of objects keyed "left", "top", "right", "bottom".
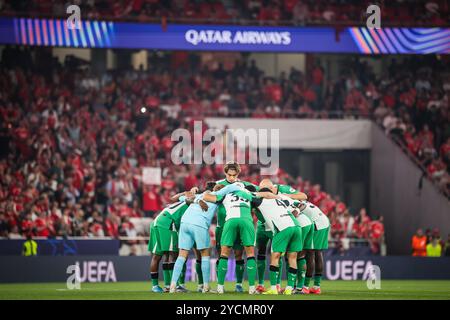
[
  {"left": 0, "top": 239, "right": 120, "bottom": 256},
  {"left": 1, "top": 256, "right": 449, "bottom": 283},
  {"left": 0, "top": 18, "right": 449, "bottom": 54}
]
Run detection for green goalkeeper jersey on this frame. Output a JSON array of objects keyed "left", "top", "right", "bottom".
[{"left": 154, "top": 200, "right": 189, "bottom": 231}]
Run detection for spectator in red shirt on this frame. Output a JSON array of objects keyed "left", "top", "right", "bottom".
[
  {"left": 370, "top": 217, "right": 385, "bottom": 240},
  {"left": 142, "top": 185, "right": 161, "bottom": 217},
  {"left": 321, "top": 194, "right": 336, "bottom": 215},
  {"left": 404, "top": 128, "right": 422, "bottom": 155},
  {"left": 312, "top": 64, "right": 324, "bottom": 87},
  {"left": 184, "top": 169, "right": 199, "bottom": 191},
  {"left": 419, "top": 124, "right": 434, "bottom": 146},
  {"left": 130, "top": 200, "right": 143, "bottom": 218},
  {"left": 427, "top": 158, "right": 447, "bottom": 180},
  {"left": 310, "top": 184, "right": 326, "bottom": 206},
  {"left": 358, "top": 208, "right": 371, "bottom": 239},
  {"left": 351, "top": 220, "right": 361, "bottom": 238},
  {"left": 369, "top": 216, "right": 385, "bottom": 254},
  {"left": 21, "top": 212, "right": 34, "bottom": 236},
  {"left": 382, "top": 90, "right": 396, "bottom": 109},
  {"left": 34, "top": 211, "right": 50, "bottom": 237},
  {"left": 345, "top": 88, "right": 369, "bottom": 114},
  {"left": 264, "top": 79, "right": 283, "bottom": 104},
  {"left": 104, "top": 215, "right": 119, "bottom": 238},
  {"left": 118, "top": 200, "right": 133, "bottom": 218}
]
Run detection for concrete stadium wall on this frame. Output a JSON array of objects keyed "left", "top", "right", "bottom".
[
  {"left": 249, "top": 53, "right": 306, "bottom": 77},
  {"left": 370, "top": 124, "right": 450, "bottom": 255},
  {"left": 204, "top": 118, "right": 372, "bottom": 149}
]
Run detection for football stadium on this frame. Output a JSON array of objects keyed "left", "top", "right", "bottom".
[{"left": 0, "top": 0, "right": 450, "bottom": 303}]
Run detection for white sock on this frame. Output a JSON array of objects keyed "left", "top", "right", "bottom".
[
  {"left": 271, "top": 285, "right": 277, "bottom": 291},
  {"left": 286, "top": 286, "right": 293, "bottom": 290},
  {"left": 249, "top": 286, "right": 255, "bottom": 291},
  {"left": 217, "top": 284, "right": 224, "bottom": 290},
  {"left": 236, "top": 283, "right": 242, "bottom": 287}
]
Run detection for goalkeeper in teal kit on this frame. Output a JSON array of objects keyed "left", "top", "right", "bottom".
[{"left": 169, "top": 182, "right": 242, "bottom": 293}]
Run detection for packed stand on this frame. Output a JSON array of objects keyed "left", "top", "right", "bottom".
[
  {"left": 1, "top": 0, "right": 448, "bottom": 26},
  {"left": 370, "top": 57, "right": 450, "bottom": 197},
  {"left": 0, "top": 47, "right": 384, "bottom": 253}
]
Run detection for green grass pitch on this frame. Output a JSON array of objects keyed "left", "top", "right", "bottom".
[{"left": 1, "top": 280, "right": 450, "bottom": 300}]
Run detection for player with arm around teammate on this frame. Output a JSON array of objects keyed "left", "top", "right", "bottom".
[
  {"left": 201, "top": 184, "right": 277, "bottom": 294},
  {"left": 255, "top": 179, "right": 308, "bottom": 293},
  {"left": 250, "top": 187, "right": 303, "bottom": 295},
  {"left": 169, "top": 182, "right": 241, "bottom": 293},
  {"left": 148, "top": 188, "right": 196, "bottom": 292},
  {"left": 215, "top": 161, "right": 259, "bottom": 293}
]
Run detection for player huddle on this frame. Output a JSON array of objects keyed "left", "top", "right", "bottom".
[{"left": 148, "top": 162, "right": 330, "bottom": 295}]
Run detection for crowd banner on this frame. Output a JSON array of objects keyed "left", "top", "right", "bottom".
[
  {"left": 1, "top": 256, "right": 449, "bottom": 283},
  {"left": 0, "top": 18, "right": 449, "bottom": 54},
  {"left": 142, "top": 167, "right": 162, "bottom": 185}
]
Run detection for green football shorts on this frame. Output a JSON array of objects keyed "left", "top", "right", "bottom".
[
  {"left": 148, "top": 223, "right": 178, "bottom": 255},
  {"left": 221, "top": 218, "right": 255, "bottom": 248},
  {"left": 215, "top": 226, "right": 243, "bottom": 251},
  {"left": 301, "top": 224, "right": 314, "bottom": 250},
  {"left": 312, "top": 226, "right": 330, "bottom": 250},
  {"left": 271, "top": 226, "right": 303, "bottom": 253}
]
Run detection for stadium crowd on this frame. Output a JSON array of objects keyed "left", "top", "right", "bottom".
[
  {"left": 370, "top": 58, "right": 450, "bottom": 197},
  {"left": 0, "top": 0, "right": 448, "bottom": 26},
  {"left": 0, "top": 47, "right": 387, "bottom": 253}
]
